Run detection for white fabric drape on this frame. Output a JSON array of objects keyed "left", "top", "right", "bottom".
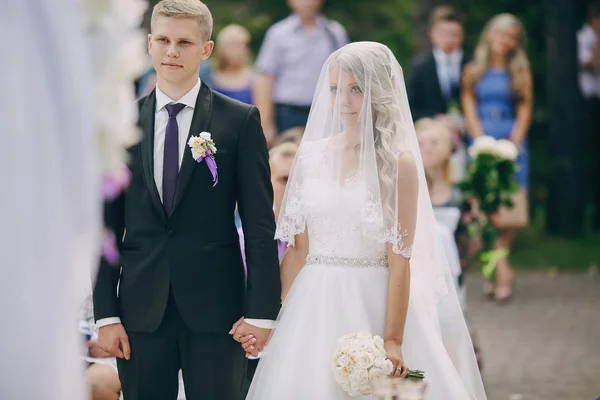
[{"left": 0, "top": 1, "right": 101, "bottom": 399}]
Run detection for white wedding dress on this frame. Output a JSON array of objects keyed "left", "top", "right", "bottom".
[{"left": 246, "top": 144, "right": 478, "bottom": 400}]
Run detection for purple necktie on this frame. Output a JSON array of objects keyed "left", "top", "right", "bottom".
[{"left": 163, "top": 103, "right": 186, "bottom": 215}]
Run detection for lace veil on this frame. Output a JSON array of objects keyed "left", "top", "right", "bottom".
[{"left": 274, "top": 42, "right": 486, "bottom": 399}]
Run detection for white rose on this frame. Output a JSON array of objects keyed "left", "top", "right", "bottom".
[
  {"left": 496, "top": 139, "right": 519, "bottom": 161},
  {"left": 341, "top": 380, "right": 351, "bottom": 394},
  {"left": 370, "top": 343, "right": 387, "bottom": 359},
  {"left": 356, "top": 331, "right": 372, "bottom": 340},
  {"left": 199, "top": 131, "right": 211, "bottom": 140},
  {"left": 349, "top": 368, "right": 368, "bottom": 385},
  {"left": 189, "top": 149, "right": 201, "bottom": 160},
  {"left": 349, "top": 368, "right": 369, "bottom": 395},
  {"left": 359, "top": 378, "right": 373, "bottom": 395},
  {"left": 356, "top": 351, "right": 375, "bottom": 369},
  {"left": 375, "top": 358, "right": 394, "bottom": 375},
  {"left": 469, "top": 136, "right": 497, "bottom": 158},
  {"left": 334, "top": 366, "right": 350, "bottom": 385},
  {"left": 373, "top": 335, "right": 385, "bottom": 347},
  {"left": 340, "top": 379, "right": 350, "bottom": 389},
  {"left": 336, "top": 354, "right": 350, "bottom": 368},
  {"left": 368, "top": 366, "right": 387, "bottom": 382},
  {"left": 347, "top": 383, "right": 359, "bottom": 396}
]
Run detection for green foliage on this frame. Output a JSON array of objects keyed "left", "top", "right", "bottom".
[
  {"left": 510, "top": 230, "right": 600, "bottom": 270},
  {"left": 461, "top": 148, "right": 519, "bottom": 278},
  {"left": 203, "top": 0, "right": 416, "bottom": 65},
  {"left": 461, "top": 153, "right": 518, "bottom": 214}
]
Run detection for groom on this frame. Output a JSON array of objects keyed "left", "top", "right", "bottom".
[{"left": 93, "top": 1, "right": 281, "bottom": 399}]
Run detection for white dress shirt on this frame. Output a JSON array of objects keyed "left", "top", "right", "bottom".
[
  {"left": 153, "top": 78, "right": 202, "bottom": 197},
  {"left": 97, "top": 78, "right": 274, "bottom": 333},
  {"left": 433, "top": 48, "right": 464, "bottom": 99}
]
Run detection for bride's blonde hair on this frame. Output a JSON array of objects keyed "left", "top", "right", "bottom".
[{"left": 329, "top": 45, "right": 401, "bottom": 222}]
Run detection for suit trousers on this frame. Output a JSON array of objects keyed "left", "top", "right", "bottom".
[{"left": 117, "top": 289, "right": 247, "bottom": 400}]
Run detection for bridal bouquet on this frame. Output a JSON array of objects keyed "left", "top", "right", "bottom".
[
  {"left": 331, "top": 332, "right": 424, "bottom": 396},
  {"left": 460, "top": 136, "right": 519, "bottom": 278}
]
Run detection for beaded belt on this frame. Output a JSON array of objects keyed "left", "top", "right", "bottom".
[{"left": 305, "top": 254, "right": 388, "bottom": 268}]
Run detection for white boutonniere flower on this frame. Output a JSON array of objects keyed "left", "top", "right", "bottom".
[{"left": 188, "top": 132, "right": 218, "bottom": 186}]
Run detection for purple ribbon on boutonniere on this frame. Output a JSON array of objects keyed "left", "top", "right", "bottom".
[
  {"left": 188, "top": 133, "right": 219, "bottom": 187},
  {"left": 195, "top": 150, "right": 218, "bottom": 187}
]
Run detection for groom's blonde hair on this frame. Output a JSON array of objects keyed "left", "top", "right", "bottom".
[{"left": 151, "top": 0, "right": 213, "bottom": 41}]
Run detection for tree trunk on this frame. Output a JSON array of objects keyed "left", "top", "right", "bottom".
[
  {"left": 414, "top": 0, "right": 457, "bottom": 56},
  {"left": 545, "top": 0, "right": 586, "bottom": 235}
]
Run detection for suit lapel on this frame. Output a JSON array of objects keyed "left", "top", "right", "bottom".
[
  {"left": 172, "top": 82, "right": 213, "bottom": 211},
  {"left": 428, "top": 53, "right": 445, "bottom": 103},
  {"left": 139, "top": 90, "right": 167, "bottom": 223}
]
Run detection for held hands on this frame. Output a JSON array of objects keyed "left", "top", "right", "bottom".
[
  {"left": 87, "top": 339, "right": 113, "bottom": 359},
  {"left": 97, "top": 323, "right": 131, "bottom": 360},
  {"left": 229, "top": 317, "right": 271, "bottom": 358},
  {"left": 384, "top": 339, "right": 409, "bottom": 378}
]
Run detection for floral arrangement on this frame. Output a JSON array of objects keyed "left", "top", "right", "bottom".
[
  {"left": 331, "top": 332, "right": 424, "bottom": 396},
  {"left": 188, "top": 132, "right": 219, "bottom": 186},
  {"left": 460, "top": 136, "right": 520, "bottom": 278}
]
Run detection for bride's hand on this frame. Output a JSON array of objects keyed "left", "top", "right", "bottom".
[{"left": 384, "top": 340, "right": 408, "bottom": 378}]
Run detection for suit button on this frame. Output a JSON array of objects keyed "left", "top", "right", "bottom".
[{"left": 168, "top": 229, "right": 174, "bottom": 236}]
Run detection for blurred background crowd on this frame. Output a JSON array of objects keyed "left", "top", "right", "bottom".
[{"left": 80, "top": 0, "right": 600, "bottom": 399}]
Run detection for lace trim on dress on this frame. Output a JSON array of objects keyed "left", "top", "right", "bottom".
[
  {"left": 274, "top": 182, "right": 305, "bottom": 246},
  {"left": 359, "top": 190, "right": 413, "bottom": 259}
]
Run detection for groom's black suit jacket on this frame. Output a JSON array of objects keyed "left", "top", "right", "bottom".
[{"left": 94, "top": 83, "right": 281, "bottom": 334}]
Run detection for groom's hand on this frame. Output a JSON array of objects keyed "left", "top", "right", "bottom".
[
  {"left": 98, "top": 323, "right": 131, "bottom": 360},
  {"left": 230, "top": 320, "right": 270, "bottom": 357}
]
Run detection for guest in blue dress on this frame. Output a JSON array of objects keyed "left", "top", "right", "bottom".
[
  {"left": 461, "top": 13, "right": 533, "bottom": 301},
  {"left": 211, "top": 24, "right": 254, "bottom": 105}
]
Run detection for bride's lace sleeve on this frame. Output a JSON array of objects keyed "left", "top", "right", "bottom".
[
  {"left": 393, "top": 151, "right": 419, "bottom": 259},
  {"left": 274, "top": 141, "right": 319, "bottom": 246}
]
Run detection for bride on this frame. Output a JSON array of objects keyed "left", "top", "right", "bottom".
[{"left": 242, "top": 42, "right": 486, "bottom": 400}]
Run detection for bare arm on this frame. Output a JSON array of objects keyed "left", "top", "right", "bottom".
[
  {"left": 384, "top": 152, "right": 418, "bottom": 344},
  {"left": 280, "top": 228, "right": 309, "bottom": 302},
  {"left": 509, "top": 71, "right": 533, "bottom": 145},
  {"left": 253, "top": 72, "right": 277, "bottom": 146},
  {"left": 384, "top": 249, "right": 412, "bottom": 342},
  {"left": 461, "top": 66, "right": 486, "bottom": 139},
  {"left": 384, "top": 152, "right": 418, "bottom": 376}
]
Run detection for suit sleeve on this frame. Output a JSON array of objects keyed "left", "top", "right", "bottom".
[
  {"left": 237, "top": 106, "right": 282, "bottom": 320},
  {"left": 92, "top": 193, "right": 125, "bottom": 322},
  {"left": 406, "top": 59, "right": 426, "bottom": 121}
]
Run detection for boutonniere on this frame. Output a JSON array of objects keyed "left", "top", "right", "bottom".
[{"left": 188, "top": 132, "right": 218, "bottom": 187}]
